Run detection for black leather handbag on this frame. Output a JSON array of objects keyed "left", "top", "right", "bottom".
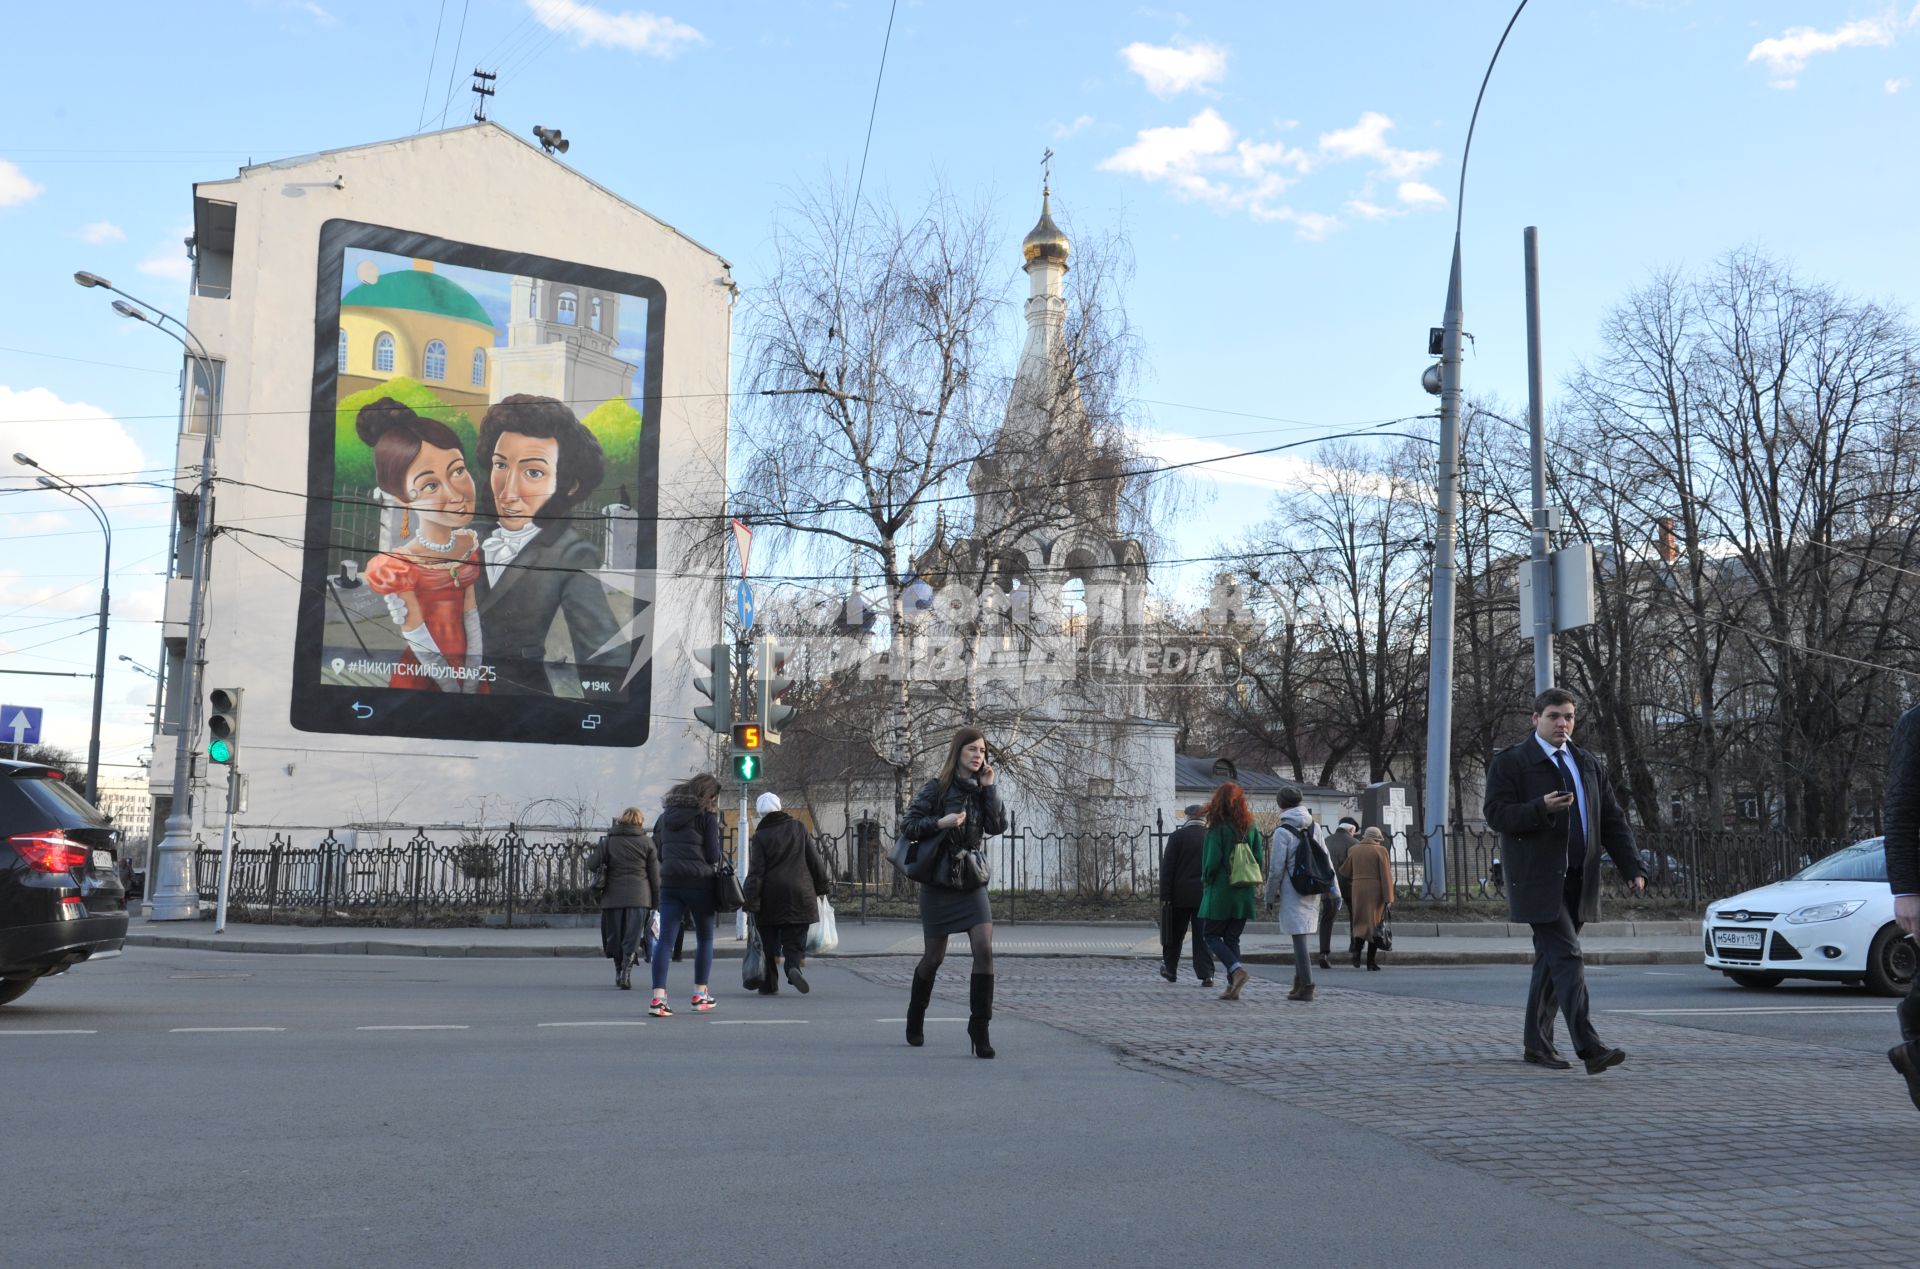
[
  {"left": 888, "top": 830, "right": 943, "bottom": 884},
  {"left": 713, "top": 858, "right": 746, "bottom": 913},
  {"left": 947, "top": 845, "right": 990, "bottom": 892}
]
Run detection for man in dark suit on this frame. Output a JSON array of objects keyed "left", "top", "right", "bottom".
[
  {"left": 1158, "top": 804, "right": 1214, "bottom": 986},
  {"left": 1484, "top": 687, "right": 1646, "bottom": 1075},
  {"left": 1882, "top": 704, "right": 1920, "bottom": 1110},
  {"left": 474, "top": 394, "right": 624, "bottom": 696}
]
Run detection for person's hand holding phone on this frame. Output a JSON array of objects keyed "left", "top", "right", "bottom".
[
  {"left": 1543, "top": 791, "right": 1576, "bottom": 813},
  {"left": 979, "top": 762, "right": 996, "bottom": 787}
]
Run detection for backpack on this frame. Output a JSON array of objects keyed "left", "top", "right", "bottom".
[
  {"left": 1227, "top": 830, "right": 1263, "bottom": 889},
  {"left": 1287, "top": 820, "right": 1335, "bottom": 896}
]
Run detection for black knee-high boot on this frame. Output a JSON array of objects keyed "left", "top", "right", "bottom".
[
  {"left": 906, "top": 968, "right": 935, "bottom": 1047},
  {"left": 967, "top": 973, "right": 996, "bottom": 1059},
  {"left": 1350, "top": 938, "right": 1364, "bottom": 968}
]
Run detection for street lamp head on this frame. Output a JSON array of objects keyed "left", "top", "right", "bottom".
[
  {"left": 73, "top": 270, "right": 112, "bottom": 289},
  {"left": 35, "top": 475, "right": 57, "bottom": 489},
  {"left": 11, "top": 451, "right": 37, "bottom": 468},
  {"left": 111, "top": 299, "right": 149, "bottom": 322}
]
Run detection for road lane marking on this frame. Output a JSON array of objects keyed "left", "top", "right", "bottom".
[
  {"left": 356, "top": 1024, "right": 470, "bottom": 1031},
  {"left": 708, "top": 1019, "right": 809, "bottom": 1025},
  {"left": 170, "top": 1027, "right": 286, "bottom": 1033},
  {"left": 876, "top": 1017, "right": 967, "bottom": 1023},
  {"left": 537, "top": 1021, "right": 646, "bottom": 1027},
  {"left": 2, "top": 1029, "right": 98, "bottom": 1035},
  {"left": 1607, "top": 1006, "right": 1887, "bottom": 1016}
]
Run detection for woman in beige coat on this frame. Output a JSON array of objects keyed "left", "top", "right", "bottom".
[{"left": 1337, "top": 826, "right": 1394, "bottom": 971}]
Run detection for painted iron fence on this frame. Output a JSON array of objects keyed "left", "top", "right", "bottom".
[{"left": 193, "top": 817, "right": 1863, "bottom": 925}]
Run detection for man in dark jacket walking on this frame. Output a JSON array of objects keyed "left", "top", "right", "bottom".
[
  {"left": 1159, "top": 805, "right": 1215, "bottom": 986},
  {"left": 1485, "top": 688, "right": 1645, "bottom": 1075},
  {"left": 1318, "top": 816, "right": 1359, "bottom": 968},
  {"left": 1882, "top": 705, "right": 1920, "bottom": 1110},
  {"left": 746, "top": 792, "right": 834, "bottom": 995}
]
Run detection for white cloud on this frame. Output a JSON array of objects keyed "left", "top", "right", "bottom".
[
  {"left": 81, "top": 220, "right": 125, "bottom": 244},
  {"left": 137, "top": 250, "right": 192, "bottom": 282},
  {"left": 1140, "top": 429, "right": 1329, "bottom": 494},
  {"left": 1890, "top": 77, "right": 1911, "bottom": 93},
  {"left": 526, "top": 0, "right": 705, "bottom": 58},
  {"left": 0, "top": 159, "right": 44, "bottom": 209},
  {"left": 1100, "top": 108, "right": 1440, "bottom": 237},
  {"left": 1747, "top": 13, "right": 1907, "bottom": 88},
  {"left": 0, "top": 384, "right": 153, "bottom": 493},
  {"left": 1050, "top": 114, "right": 1096, "bottom": 140},
  {"left": 1119, "top": 39, "right": 1228, "bottom": 98}
]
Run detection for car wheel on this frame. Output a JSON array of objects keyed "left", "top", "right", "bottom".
[
  {"left": 1726, "top": 970, "right": 1783, "bottom": 988},
  {"left": 1865, "top": 924, "right": 1918, "bottom": 997},
  {"left": 0, "top": 978, "right": 36, "bottom": 1007}
]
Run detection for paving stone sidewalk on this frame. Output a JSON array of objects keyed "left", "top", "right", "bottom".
[{"left": 851, "top": 956, "right": 1912, "bottom": 1268}]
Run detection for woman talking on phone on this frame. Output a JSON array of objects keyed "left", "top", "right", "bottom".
[{"left": 899, "top": 727, "right": 1008, "bottom": 1057}]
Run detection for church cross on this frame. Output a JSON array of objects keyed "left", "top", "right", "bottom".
[{"left": 1041, "top": 147, "right": 1053, "bottom": 196}]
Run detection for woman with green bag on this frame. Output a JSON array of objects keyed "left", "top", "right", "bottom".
[{"left": 1198, "top": 782, "right": 1264, "bottom": 1001}]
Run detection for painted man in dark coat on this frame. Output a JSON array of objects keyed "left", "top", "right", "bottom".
[
  {"left": 1484, "top": 687, "right": 1645, "bottom": 1074},
  {"left": 474, "top": 394, "right": 623, "bottom": 696}
]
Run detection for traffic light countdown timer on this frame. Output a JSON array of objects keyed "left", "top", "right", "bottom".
[{"left": 207, "top": 687, "right": 243, "bottom": 765}]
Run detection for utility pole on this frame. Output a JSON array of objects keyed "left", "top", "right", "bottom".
[{"left": 1524, "top": 226, "right": 1554, "bottom": 695}]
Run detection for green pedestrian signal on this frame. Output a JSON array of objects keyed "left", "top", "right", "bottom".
[{"left": 731, "top": 752, "right": 761, "bottom": 782}]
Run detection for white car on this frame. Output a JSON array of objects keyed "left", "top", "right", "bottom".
[{"left": 1702, "top": 836, "right": 1915, "bottom": 996}]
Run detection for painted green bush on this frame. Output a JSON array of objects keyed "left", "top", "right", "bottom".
[
  {"left": 580, "top": 397, "right": 645, "bottom": 486},
  {"left": 334, "top": 377, "right": 479, "bottom": 489}
]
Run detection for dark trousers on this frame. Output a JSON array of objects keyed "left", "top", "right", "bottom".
[
  {"left": 1161, "top": 904, "right": 1215, "bottom": 982},
  {"left": 1200, "top": 917, "right": 1247, "bottom": 973},
  {"left": 1525, "top": 872, "right": 1603, "bottom": 1057},
  {"left": 1316, "top": 892, "right": 1341, "bottom": 957},
  {"left": 600, "top": 906, "right": 649, "bottom": 966},
  {"left": 1901, "top": 958, "right": 1920, "bottom": 1046},
  {"left": 758, "top": 921, "right": 807, "bottom": 977}
]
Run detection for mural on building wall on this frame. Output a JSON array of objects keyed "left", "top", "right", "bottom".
[{"left": 291, "top": 220, "right": 663, "bottom": 747}]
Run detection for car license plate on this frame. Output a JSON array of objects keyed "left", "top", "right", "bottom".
[
  {"left": 1713, "top": 928, "right": 1763, "bottom": 950},
  {"left": 92, "top": 850, "right": 114, "bottom": 870}
]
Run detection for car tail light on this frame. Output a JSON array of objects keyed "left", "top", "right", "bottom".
[{"left": 10, "top": 830, "right": 90, "bottom": 874}]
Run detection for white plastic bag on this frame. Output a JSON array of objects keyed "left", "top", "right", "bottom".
[{"left": 806, "top": 896, "right": 840, "bottom": 953}]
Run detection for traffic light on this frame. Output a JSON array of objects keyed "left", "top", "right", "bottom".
[
  {"left": 691, "top": 643, "right": 732, "bottom": 733},
  {"left": 730, "top": 751, "right": 761, "bottom": 782},
  {"left": 730, "top": 723, "right": 762, "bottom": 751},
  {"left": 207, "top": 687, "right": 243, "bottom": 765},
  {"left": 754, "top": 635, "right": 795, "bottom": 743}
]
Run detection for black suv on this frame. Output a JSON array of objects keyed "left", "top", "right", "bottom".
[{"left": 1, "top": 761, "right": 129, "bottom": 1006}]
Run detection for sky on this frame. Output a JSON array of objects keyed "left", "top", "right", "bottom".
[{"left": 2, "top": 0, "right": 1916, "bottom": 776}]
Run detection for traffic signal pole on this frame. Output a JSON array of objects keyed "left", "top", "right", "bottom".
[{"left": 734, "top": 634, "right": 751, "bottom": 942}]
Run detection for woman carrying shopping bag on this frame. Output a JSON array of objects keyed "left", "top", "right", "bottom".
[
  {"left": 746, "top": 792, "right": 834, "bottom": 995},
  {"left": 1197, "top": 781, "right": 1263, "bottom": 1001},
  {"left": 588, "top": 807, "right": 660, "bottom": 990}
]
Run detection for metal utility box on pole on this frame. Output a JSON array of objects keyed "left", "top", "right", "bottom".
[{"left": 1516, "top": 543, "right": 1596, "bottom": 635}]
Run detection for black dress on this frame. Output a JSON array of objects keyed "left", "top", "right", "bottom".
[{"left": 901, "top": 774, "right": 1007, "bottom": 936}]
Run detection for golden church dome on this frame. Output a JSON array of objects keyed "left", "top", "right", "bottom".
[{"left": 1021, "top": 192, "right": 1070, "bottom": 267}]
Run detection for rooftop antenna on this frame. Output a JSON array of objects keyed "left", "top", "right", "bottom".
[{"left": 470, "top": 68, "right": 497, "bottom": 122}]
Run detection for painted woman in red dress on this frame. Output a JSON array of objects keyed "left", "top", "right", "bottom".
[{"left": 355, "top": 400, "right": 487, "bottom": 693}]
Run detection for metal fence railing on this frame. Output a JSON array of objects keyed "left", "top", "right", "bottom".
[{"left": 193, "top": 818, "right": 1863, "bottom": 926}]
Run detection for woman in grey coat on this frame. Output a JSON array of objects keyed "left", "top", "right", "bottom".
[{"left": 588, "top": 807, "right": 661, "bottom": 990}]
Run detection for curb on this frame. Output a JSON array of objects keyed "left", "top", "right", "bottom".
[{"left": 125, "top": 932, "right": 1703, "bottom": 968}]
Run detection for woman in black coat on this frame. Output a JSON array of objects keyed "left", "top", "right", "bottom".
[
  {"left": 647, "top": 773, "right": 724, "bottom": 1016},
  {"left": 746, "top": 792, "right": 833, "bottom": 995},
  {"left": 588, "top": 807, "right": 660, "bottom": 990},
  {"left": 899, "top": 726, "right": 1007, "bottom": 1058}
]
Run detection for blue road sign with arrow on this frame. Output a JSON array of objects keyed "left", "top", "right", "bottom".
[
  {"left": 2, "top": 705, "right": 44, "bottom": 747},
  {"left": 737, "top": 579, "right": 756, "bottom": 631}
]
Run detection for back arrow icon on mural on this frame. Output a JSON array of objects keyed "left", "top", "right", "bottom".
[{"left": 351, "top": 702, "right": 374, "bottom": 720}]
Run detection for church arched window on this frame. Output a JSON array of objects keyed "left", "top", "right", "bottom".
[
  {"left": 590, "top": 296, "right": 603, "bottom": 332},
  {"left": 373, "top": 331, "right": 395, "bottom": 373},
  {"left": 470, "top": 348, "right": 487, "bottom": 386},
  {"left": 557, "top": 291, "right": 578, "bottom": 325},
  {"left": 423, "top": 340, "right": 447, "bottom": 381},
  {"left": 337, "top": 328, "right": 348, "bottom": 372}
]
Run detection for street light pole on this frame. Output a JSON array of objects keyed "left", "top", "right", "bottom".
[
  {"left": 1420, "top": 0, "right": 1530, "bottom": 900},
  {"left": 75, "top": 270, "right": 220, "bottom": 922},
  {"left": 12, "top": 456, "right": 110, "bottom": 802}
]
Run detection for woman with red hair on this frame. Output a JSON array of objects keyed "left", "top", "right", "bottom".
[{"left": 1197, "top": 782, "right": 1264, "bottom": 1000}]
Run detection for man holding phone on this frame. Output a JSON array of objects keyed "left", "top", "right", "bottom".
[{"left": 1484, "top": 688, "right": 1646, "bottom": 1074}]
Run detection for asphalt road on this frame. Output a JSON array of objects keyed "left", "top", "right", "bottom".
[
  {"left": 1250, "top": 959, "right": 1901, "bottom": 1054},
  {"left": 6, "top": 950, "right": 1703, "bottom": 1269}
]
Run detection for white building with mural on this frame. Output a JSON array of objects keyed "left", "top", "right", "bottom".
[{"left": 144, "top": 123, "right": 732, "bottom": 846}]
